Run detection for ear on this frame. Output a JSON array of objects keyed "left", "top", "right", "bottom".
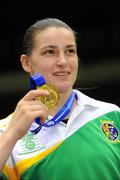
[{"left": 20, "top": 54, "right": 32, "bottom": 73}]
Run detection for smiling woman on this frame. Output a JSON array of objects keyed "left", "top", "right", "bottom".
[
  {"left": 0, "top": 18, "right": 120, "bottom": 180},
  {"left": 20, "top": 26, "right": 78, "bottom": 94}
]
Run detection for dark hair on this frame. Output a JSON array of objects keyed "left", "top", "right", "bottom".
[{"left": 22, "top": 18, "right": 77, "bottom": 55}]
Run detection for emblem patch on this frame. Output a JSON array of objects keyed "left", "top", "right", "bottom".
[
  {"left": 18, "top": 132, "right": 46, "bottom": 155},
  {"left": 102, "top": 121, "right": 119, "bottom": 141}
]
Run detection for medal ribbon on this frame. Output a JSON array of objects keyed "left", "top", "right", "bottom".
[{"left": 29, "top": 73, "right": 76, "bottom": 134}]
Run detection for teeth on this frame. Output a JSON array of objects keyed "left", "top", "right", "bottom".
[{"left": 55, "top": 72, "right": 68, "bottom": 76}]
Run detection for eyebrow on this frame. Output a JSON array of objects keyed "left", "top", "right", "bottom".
[{"left": 41, "top": 45, "right": 76, "bottom": 49}]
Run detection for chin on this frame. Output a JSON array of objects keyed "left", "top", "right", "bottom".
[{"left": 57, "top": 85, "right": 72, "bottom": 94}]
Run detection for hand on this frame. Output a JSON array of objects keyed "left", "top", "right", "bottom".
[{"left": 6, "top": 89, "right": 49, "bottom": 140}]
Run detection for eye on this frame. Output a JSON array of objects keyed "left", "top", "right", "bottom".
[
  {"left": 44, "top": 49, "right": 55, "bottom": 55},
  {"left": 66, "top": 48, "right": 76, "bottom": 55}
]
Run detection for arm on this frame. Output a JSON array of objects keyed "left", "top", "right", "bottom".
[
  {"left": 0, "top": 130, "right": 18, "bottom": 171},
  {"left": 0, "top": 89, "right": 49, "bottom": 171}
]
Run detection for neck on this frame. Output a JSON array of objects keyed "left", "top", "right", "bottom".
[{"left": 49, "top": 89, "right": 76, "bottom": 116}]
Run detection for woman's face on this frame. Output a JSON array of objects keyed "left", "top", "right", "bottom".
[{"left": 27, "top": 27, "right": 78, "bottom": 93}]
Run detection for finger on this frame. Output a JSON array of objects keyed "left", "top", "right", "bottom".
[
  {"left": 22, "top": 89, "right": 49, "bottom": 101},
  {"left": 21, "top": 99, "right": 47, "bottom": 106},
  {"left": 17, "top": 98, "right": 49, "bottom": 112},
  {"left": 23, "top": 103, "right": 48, "bottom": 112},
  {"left": 29, "top": 110, "right": 48, "bottom": 123}
]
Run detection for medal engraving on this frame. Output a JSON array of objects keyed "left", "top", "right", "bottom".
[{"left": 37, "top": 84, "right": 59, "bottom": 109}]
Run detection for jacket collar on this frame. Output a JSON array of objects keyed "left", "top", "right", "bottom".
[{"left": 73, "top": 89, "right": 100, "bottom": 108}]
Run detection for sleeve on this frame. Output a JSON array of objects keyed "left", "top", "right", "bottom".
[{"left": 0, "top": 172, "right": 8, "bottom": 180}]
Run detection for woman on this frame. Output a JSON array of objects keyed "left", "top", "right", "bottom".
[{"left": 0, "top": 18, "right": 120, "bottom": 180}]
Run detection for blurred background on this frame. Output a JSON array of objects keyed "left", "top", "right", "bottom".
[{"left": 0, "top": 2, "right": 120, "bottom": 119}]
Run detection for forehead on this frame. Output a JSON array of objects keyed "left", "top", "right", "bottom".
[{"left": 33, "top": 27, "right": 76, "bottom": 47}]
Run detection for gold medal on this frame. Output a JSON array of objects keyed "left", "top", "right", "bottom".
[{"left": 37, "top": 84, "right": 60, "bottom": 109}]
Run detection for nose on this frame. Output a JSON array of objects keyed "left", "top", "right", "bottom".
[{"left": 56, "top": 53, "right": 67, "bottom": 66}]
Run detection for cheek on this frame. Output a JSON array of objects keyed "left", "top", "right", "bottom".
[
  {"left": 38, "top": 66, "right": 52, "bottom": 81},
  {"left": 30, "top": 61, "right": 48, "bottom": 74},
  {"left": 71, "top": 60, "right": 78, "bottom": 81},
  {"left": 71, "top": 59, "right": 78, "bottom": 72}
]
